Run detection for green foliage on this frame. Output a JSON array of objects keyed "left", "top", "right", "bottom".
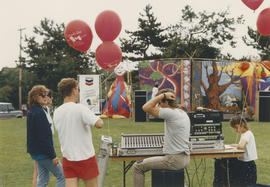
[
  {"left": 120, "top": 4, "right": 169, "bottom": 60},
  {"left": 21, "top": 69, "right": 38, "bottom": 105},
  {"left": 242, "top": 26, "right": 270, "bottom": 60},
  {"left": 22, "top": 18, "right": 99, "bottom": 106},
  {"left": 0, "top": 86, "right": 12, "bottom": 102},
  {"left": 0, "top": 68, "right": 18, "bottom": 86},
  {"left": 0, "top": 67, "right": 39, "bottom": 108},
  {"left": 163, "top": 5, "right": 244, "bottom": 59},
  {"left": 0, "top": 68, "right": 19, "bottom": 107},
  {"left": 120, "top": 4, "right": 243, "bottom": 61}
]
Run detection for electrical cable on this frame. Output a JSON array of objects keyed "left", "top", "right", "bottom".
[
  {"left": 191, "top": 159, "right": 203, "bottom": 187},
  {"left": 184, "top": 168, "right": 190, "bottom": 187},
  {"left": 199, "top": 158, "right": 207, "bottom": 187}
]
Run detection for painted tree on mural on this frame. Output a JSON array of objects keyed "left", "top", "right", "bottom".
[{"left": 201, "top": 61, "right": 237, "bottom": 109}]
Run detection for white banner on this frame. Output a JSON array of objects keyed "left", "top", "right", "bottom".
[{"left": 78, "top": 74, "right": 100, "bottom": 114}]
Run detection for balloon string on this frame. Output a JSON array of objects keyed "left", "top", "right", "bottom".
[
  {"left": 236, "top": 63, "right": 255, "bottom": 144},
  {"left": 108, "top": 118, "right": 111, "bottom": 135},
  {"left": 107, "top": 116, "right": 110, "bottom": 136}
]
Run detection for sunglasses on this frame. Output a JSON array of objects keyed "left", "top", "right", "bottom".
[
  {"left": 47, "top": 93, "right": 53, "bottom": 98},
  {"left": 39, "top": 93, "right": 47, "bottom": 98}
]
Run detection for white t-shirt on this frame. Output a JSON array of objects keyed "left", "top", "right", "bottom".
[
  {"left": 44, "top": 106, "right": 54, "bottom": 135},
  {"left": 159, "top": 108, "right": 191, "bottom": 155},
  {"left": 53, "top": 102, "right": 99, "bottom": 161},
  {"left": 238, "top": 130, "right": 258, "bottom": 162}
]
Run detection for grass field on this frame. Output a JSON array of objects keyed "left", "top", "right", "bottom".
[{"left": 1, "top": 118, "right": 270, "bottom": 187}]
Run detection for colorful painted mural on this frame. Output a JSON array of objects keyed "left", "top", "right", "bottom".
[
  {"left": 200, "top": 61, "right": 242, "bottom": 113},
  {"left": 234, "top": 60, "right": 270, "bottom": 117},
  {"left": 198, "top": 60, "right": 270, "bottom": 117},
  {"left": 138, "top": 60, "right": 180, "bottom": 98},
  {"left": 138, "top": 59, "right": 270, "bottom": 119}
]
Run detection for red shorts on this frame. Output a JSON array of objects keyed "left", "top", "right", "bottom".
[{"left": 62, "top": 156, "right": 99, "bottom": 179}]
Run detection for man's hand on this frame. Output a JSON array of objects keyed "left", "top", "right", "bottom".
[
  {"left": 95, "top": 119, "right": 104, "bottom": 128},
  {"left": 165, "top": 92, "right": 176, "bottom": 101},
  {"left": 52, "top": 157, "right": 59, "bottom": 166}
]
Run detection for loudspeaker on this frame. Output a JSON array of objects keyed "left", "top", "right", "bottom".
[
  {"left": 259, "top": 91, "right": 270, "bottom": 122},
  {"left": 134, "top": 90, "right": 146, "bottom": 122},
  {"left": 152, "top": 169, "right": 184, "bottom": 187}
]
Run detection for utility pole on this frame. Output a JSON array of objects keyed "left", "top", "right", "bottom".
[{"left": 18, "top": 27, "right": 25, "bottom": 110}]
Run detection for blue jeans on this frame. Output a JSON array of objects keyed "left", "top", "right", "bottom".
[{"left": 36, "top": 158, "right": 65, "bottom": 187}]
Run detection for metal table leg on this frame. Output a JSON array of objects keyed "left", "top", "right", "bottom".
[
  {"left": 123, "top": 160, "right": 136, "bottom": 187},
  {"left": 123, "top": 161, "right": 126, "bottom": 187}
]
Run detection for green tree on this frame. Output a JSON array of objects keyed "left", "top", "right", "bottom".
[
  {"left": 0, "top": 67, "right": 38, "bottom": 108},
  {"left": 120, "top": 4, "right": 169, "bottom": 60},
  {"left": 163, "top": 5, "right": 244, "bottom": 59},
  {"left": 0, "top": 68, "right": 19, "bottom": 107},
  {"left": 23, "top": 18, "right": 100, "bottom": 105},
  {"left": 0, "top": 86, "right": 13, "bottom": 103},
  {"left": 242, "top": 26, "right": 270, "bottom": 60},
  {"left": 119, "top": 4, "right": 169, "bottom": 91}
]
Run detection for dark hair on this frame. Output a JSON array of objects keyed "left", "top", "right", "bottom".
[
  {"left": 154, "top": 82, "right": 159, "bottom": 87},
  {"left": 156, "top": 88, "right": 178, "bottom": 108},
  {"left": 57, "top": 78, "right": 78, "bottom": 98},
  {"left": 229, "top": 115, "right": 249, "bottom": 130},
  {"left": 27, "top": 85, "right": 48, "bottom": 108},
  {"left": 47, "top": 89, "right": 53, "bottom": 98}
]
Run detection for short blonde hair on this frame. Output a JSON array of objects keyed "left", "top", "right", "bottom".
[
  {"left": 27, "top": 85, "right": 48, "bottom": 108},
  {"left": 57, "top": 78, "right": 78, "bottom": 98}
]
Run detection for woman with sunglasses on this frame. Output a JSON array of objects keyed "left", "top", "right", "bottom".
[
  {"left": 32, "top": 88, "right": 56, "bottom": 187},
  {"left": 27, "top": 85, "right": 65, "bottom": 187}
]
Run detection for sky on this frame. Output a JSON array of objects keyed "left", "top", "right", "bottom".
[{"left": 0, "top": 0, "right": 269, "bottom": 70}]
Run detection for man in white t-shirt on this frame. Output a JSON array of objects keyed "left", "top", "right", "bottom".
[
  {"left": 132, "top": 88, "right": 190, "bottom": 187},
  {"left": 53, "top": 78, "right": 103, "bottom": 187}
]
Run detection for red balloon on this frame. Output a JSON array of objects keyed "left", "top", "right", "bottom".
[
  {"left": 95, "top": 42, "right": 122, "bottom": 70},
  {"left": 257, "top": 8, "right": 270, "bottom": 36},
  {"left": 95, "top": 10, "right": 122, "bottom": 41},
  {"left": 65, "top": 20, "right": 93, "bottom": 52},
  {"left": 242, "top": 0, "right": 264, "bottom": 11}
]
